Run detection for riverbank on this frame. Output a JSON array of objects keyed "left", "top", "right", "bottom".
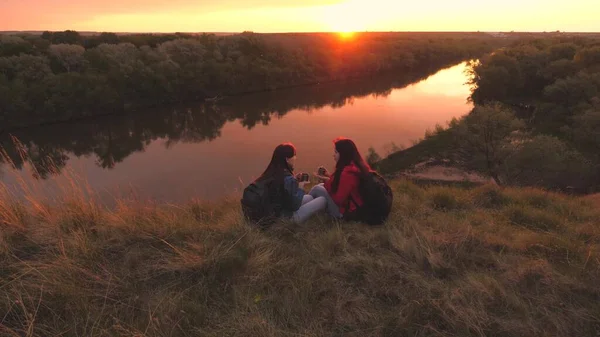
[
  {"left": 0, "top": 57, "right": 471, "bottom": 135},
  {"left": 1, "top": 178, "right": 599, "bottom": 336},
  {"left": 1, "top": 31, "right": 500, "bottom": 132}
]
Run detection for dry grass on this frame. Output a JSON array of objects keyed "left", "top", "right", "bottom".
[{"left": 1, "top": 171, "right": 600, "bottom": 336}]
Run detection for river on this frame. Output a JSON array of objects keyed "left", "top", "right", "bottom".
[{"left": 0, "top": 61, "right": 474, "bottom": 203}]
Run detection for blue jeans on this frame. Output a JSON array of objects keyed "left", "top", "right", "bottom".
[
  {"left": 308, "top": 184, "right": 342, "bottom": 219},
  {"left": 292, "top": 195, "right": 326, "bottom": 224}
]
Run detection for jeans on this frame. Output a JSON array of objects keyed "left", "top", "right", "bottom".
[
  {"left": 292, "top": 195, "right": 327, "bottom": 224},
  {"left": 308, "top": 184, "right": 342, "bottom": 219}
]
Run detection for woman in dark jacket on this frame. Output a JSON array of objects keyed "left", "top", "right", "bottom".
[
  {"left": 310, "top": 137, "right": 371, "bottom": 219},
  {"left": 255, "top": 143, "right": 326, "bottom": 223}
]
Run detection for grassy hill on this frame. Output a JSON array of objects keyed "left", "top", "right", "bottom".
[{"left": 1, "top": 178, "right": 599, "bottom": 336}]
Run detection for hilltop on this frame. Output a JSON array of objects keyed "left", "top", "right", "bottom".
[{"left": 1, "top": 178, "right": 599, "bottom": 336}]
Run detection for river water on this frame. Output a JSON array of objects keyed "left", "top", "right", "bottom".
[{"left": 0, "top": 61, "right": 474, "bottom": 203}]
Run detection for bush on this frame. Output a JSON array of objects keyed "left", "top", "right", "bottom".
[
  {"left": 500, "top": 135, "right": 592, "bottom": 191},
  {"left": 366, "top": 147, "right": 382, "bottom": 167},
  {"left": 448, "top": 102, "right": 526, "bottom": 185},
  {"left": 472, "top": 184, "right": 511, "bottom": 208}
]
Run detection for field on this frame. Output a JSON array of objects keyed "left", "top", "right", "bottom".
[{"left": 1, "top": 175, "right": 599, "bottom": 336}]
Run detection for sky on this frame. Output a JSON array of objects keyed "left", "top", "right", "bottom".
[{"left": 0, "top": 0, "right": 599, "bottom": 33}]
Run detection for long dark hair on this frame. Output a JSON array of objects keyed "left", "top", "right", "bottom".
[
  {"left": 331, "top": 137, "right": 371, "bottom": 193},
  {"left": 257, "top": 143, "right": 296, "bottom": 183}
]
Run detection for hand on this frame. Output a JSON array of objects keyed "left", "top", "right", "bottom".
[
  {"left": 313, "top": 172, "right": 330, "bottom": 181},
  {"left": 317, "top": 167, "right": 330, "bottom": 177}
]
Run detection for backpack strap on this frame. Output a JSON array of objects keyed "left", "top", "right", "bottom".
[
  {"left": 347, "top": 195, "right": 358, "bottom": 209},
  {"left": 344, "top": 195, "right": 364, "bottom": 222}
]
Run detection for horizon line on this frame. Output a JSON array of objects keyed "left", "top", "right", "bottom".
[{"left": 2, "top": 29, "right": 600, "bottom": 35}]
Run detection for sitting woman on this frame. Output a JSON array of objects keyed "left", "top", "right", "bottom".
[
  {"left": 310, "top": 137, "right": 371, "bottom": 220},
  {"left": 252, "top": 143, "right": 327, "bottom": 224}
]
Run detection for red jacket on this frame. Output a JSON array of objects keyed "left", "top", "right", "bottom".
[{"left": 324, "top": 164, "right": 364, "bottom": 215}]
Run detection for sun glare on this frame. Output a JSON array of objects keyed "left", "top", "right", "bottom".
[
  {"left": 321, "top": 0, "right": 370, "bottom": 35},
  {"left": 338, "top": 31, "right": 355, "bottom": 40}
]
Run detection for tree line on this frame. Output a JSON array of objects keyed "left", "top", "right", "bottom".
[
  {"left": 380, "top": 36, "right": 600, "bottom": 193},
  {"left": 0, "top": 31, "right": 501, "bottom": 130},
  {"left": 0, "top": 61, "right": 469, "bottom": 179}
]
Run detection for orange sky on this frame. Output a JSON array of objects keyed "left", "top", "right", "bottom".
[{"left": 1, "top": 0, "right": 599, "bottom": 32}]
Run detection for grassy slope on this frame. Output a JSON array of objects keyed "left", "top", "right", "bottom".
[
  {"left": 1, "top": 179, "right": 599, "bottom": 336},
  {"left": 377, "top": 129, "right": 454, "bottom": 175}
]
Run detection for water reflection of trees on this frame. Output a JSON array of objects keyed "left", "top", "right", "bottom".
[{"left": 0, "top": 60, "right": 466, "bottom": 179}]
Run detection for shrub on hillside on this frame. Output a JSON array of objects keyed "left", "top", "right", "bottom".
[
  {"left": 471, "top": 184, "right": 511, "bottom": 208},
  {"left": 448, "top": 102, "right": 526, "bottom": 185},
  {"left": 500, "top": 135, "right": 592, "bottom": 191}
]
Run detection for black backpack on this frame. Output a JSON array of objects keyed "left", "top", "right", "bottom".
[
  {"left": 240, "top": 178, "right": 283, "bottom": 227},
  {"left": 348, "top": 172, "right": 393, "bottom": 225}
]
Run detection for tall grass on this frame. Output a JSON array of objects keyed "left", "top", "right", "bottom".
[{"left": 1, "top": 159, "right": 599, "bottom": 336}]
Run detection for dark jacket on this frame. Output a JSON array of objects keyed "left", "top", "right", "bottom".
[{"left": 280, "top": 170, "right": 305, "bottom": 217}]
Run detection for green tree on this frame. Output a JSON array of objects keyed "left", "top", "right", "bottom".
[
  {"left": 547, "top": 42, "right": 577, "bottom": 61},
  {"left": 366, "top": 147, "right": 382, "bottom": 167},
  {"left": 98, "top": 32, "right": 120, "bottom": 45},
  {"left": 0, "top": 54, "right": 52, "bottom": 83},
  {"left": 574, "top": 46, "right": 600, "bottom": 70},
  {"left": 450, "top": 102, "right": 525, "bottom": 185},
  {"left": 501, "top": 135, "right": 592, "bottom": 191},
  {"left": 48, "top": 44, "right": 86, "bottom": 73},
  {"left": 49, "top": 30, "right": 82, "bottom": 45},
  {"left": 0, "top": 35, "right": 34, "bottom": 57},
  {"left": 572, "top": 108, "right": 600, "bottom": 156},
  {"left": 157, "top": 39, "right": 208, "bottom": 99}
]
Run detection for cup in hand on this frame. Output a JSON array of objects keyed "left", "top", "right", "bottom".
[
  {"left": 318, "top": 166, "right": 328, "bottom": 177},
  {"left": 296, "top": 172, "right": 310, "bottom": 182}
]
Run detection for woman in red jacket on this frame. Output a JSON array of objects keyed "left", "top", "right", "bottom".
[{"left": 310, "top": 137, "right": 371, "bottom": 220}]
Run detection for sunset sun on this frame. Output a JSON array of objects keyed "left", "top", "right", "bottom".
[{"left": 338, "top": 31, "right": 356, "bottom": 40}]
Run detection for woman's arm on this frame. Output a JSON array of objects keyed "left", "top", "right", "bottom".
[
  {"left": 313, "top": 166, "right": 331, "bottom": 182},
  {"left": 329, "top": 171, "right": 358, "bottom": 208},
  {"left": 283, "top": 175, "right": 305, "bottom": 211}
]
